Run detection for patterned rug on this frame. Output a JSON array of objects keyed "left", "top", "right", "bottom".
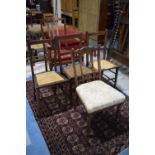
[{"left": 26, "top": 80, "right": 129, "bottom": 155}]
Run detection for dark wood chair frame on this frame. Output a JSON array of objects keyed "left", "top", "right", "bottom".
[
  {"left": 52, "top": 33, "right": 83, "bottom": 73},
  {"left": 27, "top": 38, "right": 70, "bottom": 112}
]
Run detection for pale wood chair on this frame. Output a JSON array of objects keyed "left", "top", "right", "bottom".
[
  {"left": 71, "top": 46, "right": 126, "bottom": 134},
  {"left": 86, "top": 30, "right": 119, "bottom": 88},
  {"left": 27, "top": 38, "right": 69, "bottom": 112}
]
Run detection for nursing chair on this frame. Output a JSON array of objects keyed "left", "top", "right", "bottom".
[
  {"left": 27, "top": 38, "right": 68, "bottom": 112},
  {"left": 71, "top": 46, "right": 126, "bottom": 134},
  {"left": 86, "top": 30, "right": 119, "bottom": 88}
]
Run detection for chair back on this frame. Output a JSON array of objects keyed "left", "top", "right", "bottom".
[
  {"left": 71, "top": 46, "right": 102, "bottom": 86},
  {"left": 86, "top": 30, "right": 108, "bottom": 59},
  {"left": 40, "top": 16, "right": 67, "bottom": 40},
  {"left": 26, "top": 13, "right": 43, "bottom": 40},
  {"left": 54, "top": 33, "right": 83, "bottom": 50},
  {"left": 53, "top": 33, "right": 83, "bottom": 73},
  {"left": 27, "top": 38, "right": 53, "bottom": 84}
]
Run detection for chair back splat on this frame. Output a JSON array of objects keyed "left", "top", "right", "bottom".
[
  {"left": 86, "top": 30, "right": 108, "bottom": 60},
  {"left": 53, "top": 33, "right": 83, "bottom": 73},
  {"left": 71, "top": 46, "right": 102, "bottom": 86},
  {"left": 27, "top": 38, "right": 53, "bottom": 84},
  {"left": 41, "top": 16, "right": 67, "bottom": 40}
]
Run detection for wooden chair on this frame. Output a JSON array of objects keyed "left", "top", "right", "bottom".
[
  {"left": 27, "top": 38, "right": 69, "bottom": 110},
  {"left": 26, "top": 11, "right": 43, "bottom": 40},
  {"left": 50, "top": 33, "right": 89, "bottom": 105},
  {"left": 40, "top": 16, "right": 67, "bottom": 40},
  {"left": 71, "top": 46, "right": 126, "bottom": 134},
  {"left": 50, "top": 33, "right": 84, "bottom": 73},
  {"left": 86, "top": 30, "right": 119, "bottom": 88}
]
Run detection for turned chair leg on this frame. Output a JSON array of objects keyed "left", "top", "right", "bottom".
[
  {"left": 33, "top": 87, "right": 36, "bottom": 101},
  {"left": 114, "top": 67, "right": 119, "bottom": 88}
]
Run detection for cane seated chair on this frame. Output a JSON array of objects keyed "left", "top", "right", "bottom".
[
  {"left": 86, "top": 30, "right": 119, "bottom": 88},
  {"left": 27, "top": 38, "right": 67, "bottom": 104},
  {"left": 71, "top": 46, "right": 126, "bottom": 133}
]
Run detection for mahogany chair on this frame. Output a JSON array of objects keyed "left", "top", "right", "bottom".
[
  {"left": 86, "top": 30, "right": 119, "bottom": 88},
  {"left": 50, "top": 33, "right": 84, "bottom": 73},
  {"left": 50, "top": 33, "right": 89, "bottom": 105},
  {"left": 27, "top": 38, "right": 69, "bottom": 112},
  {"left": 71, "top": 46, "right": 126, "bottom": 134}
]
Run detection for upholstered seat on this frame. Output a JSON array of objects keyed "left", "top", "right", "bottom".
[
  {"left": 76, "top": 80, "right": 125, "bottom": 114},
  {"left": 36, "top": 71, "right": 65, "bottom": 86},
  {"left": 94, "top": 60, "right": 117, "bottom": 70},
  {"left": 63, "top": 64, "right": 92, "bottom": 79}
]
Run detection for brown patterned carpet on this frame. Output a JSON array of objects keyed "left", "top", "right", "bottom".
[{"left": 26, "top": 80, "right": 129, "bottom": 155}]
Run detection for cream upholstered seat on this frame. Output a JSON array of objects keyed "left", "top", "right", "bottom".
[
  {"left": 63, "top": 64, "right": 92, "bottom": 79},
  {"left": 36, "top": 71, "right": 65, "bottom": 86},
  {"left": 94, "top": 60, "right": 117, "bottom": 70},
  {"left": 76, "top": 80, "right": 125, "bottom": 114}
]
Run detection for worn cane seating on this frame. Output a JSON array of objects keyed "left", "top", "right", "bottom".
[
  {"left": 36, "top": 71, "right": 64, "bottom": 86},
  {"left": 94, "top": 59, "right": 117, "bottom": 70},
  {"left": 31, "top": 43, "right": 44, "bottom": 50},
  {"left": 71, "top": 46, "right": 126, "bottom": 133},
  {"left": 86, "top": 30, "right": 119, "bottom": 87},
  {"left": 63, "top": 64, "right": 92, "bottom": 79}
]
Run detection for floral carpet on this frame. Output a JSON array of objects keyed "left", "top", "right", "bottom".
[{"left": 26, "top": 80, "right": 129, "bottom": 155}]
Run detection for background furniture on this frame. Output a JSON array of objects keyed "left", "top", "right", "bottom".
[
  {"left": 78, "top": 0, "right": 129, "bottom": 66},
  {"left": 61, "top": 0, "right": 79, "bottom": 27},
  {"left": 39, "top": 0, "right": 52, "bottom": 13},
  {"left": 109, "top": 0, "right": 129, "bottom": 66}
]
